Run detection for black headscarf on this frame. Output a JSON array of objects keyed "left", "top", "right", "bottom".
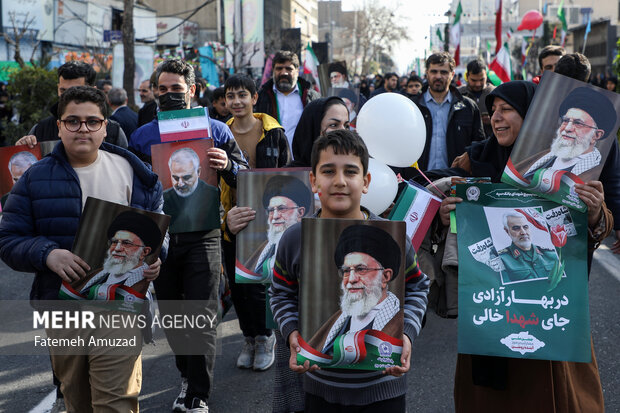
[
  {"left": 290, "top": 96, "right": 348, "bottom": 167},
  {"left": 468, "top": 81, "right": 537, "bottom": 182}
]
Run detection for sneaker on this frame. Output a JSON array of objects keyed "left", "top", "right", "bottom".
[
  {"left": 187, "top": 397, "right": 209, "bottom": 412},
  {"left": 172, "top": 378, "right": 188, "bottom": 412},
  {"left": 236, "top": 336, "right": 255, "bottom": 369},
  {"left": 253, "top": 334, "right": 276, "bottom": 371},
  {"left": 50, "top": 397, "right": 67, "bottom": 413}
]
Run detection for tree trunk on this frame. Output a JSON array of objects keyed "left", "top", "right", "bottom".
[{"left": 122, "top": 0, "right": 135, "bottom": 107}]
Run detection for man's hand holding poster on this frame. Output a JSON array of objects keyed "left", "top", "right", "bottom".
[
  {"left": 501, "top": 71, "right": 620, "bottom": 212},
  {"left": 456, "top": 183, "right": 590, "bottom": 362},
  {"left": 298, "top": 219, "right": 406, "bottom": 370}
]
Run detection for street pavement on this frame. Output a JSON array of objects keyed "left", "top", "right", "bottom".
[{"left": 0, "top": 237, "right": 618, "bottom": 413}]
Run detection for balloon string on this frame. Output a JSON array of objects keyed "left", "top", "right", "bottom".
[{"left": 415, "top": 167, "right": 447, "bottom": 199}]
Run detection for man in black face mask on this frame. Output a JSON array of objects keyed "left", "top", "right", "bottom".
[{"left": 129, "top": 59, "right": 248, "bottom": 412}]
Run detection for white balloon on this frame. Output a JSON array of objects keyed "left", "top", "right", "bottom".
[
  {"left": 356, "top": 93, "right": 426, "bottom": 167},
  {"left": 361, "top": 158, "right": 398, "bottom": 215}
]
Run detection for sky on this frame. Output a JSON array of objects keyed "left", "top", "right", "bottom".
[{"left": 341, "top": 0, "right": 453, "bottom": 73}]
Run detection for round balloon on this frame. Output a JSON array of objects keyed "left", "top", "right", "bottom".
[
  {"left": 360, "top": 158, "right": 398, "bottom": 215},
  {"left": 356, "top": 93, "right": 426, "bottom": 167},
  {"left": 517, "top": 10, "right": 543, "bottom": 31}
]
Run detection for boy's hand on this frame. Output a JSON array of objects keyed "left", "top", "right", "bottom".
[
  {"left": 207, "top": 147, "right": 229, "bottom": 171},
  {"left": 143, "top": 258, "right": 161, "bottom": 281},
  {"left": 46, "top": 249, "right": 90, "bottom": 282},
  {"left": 383, "top": 335, "right": 411, "bottom": 377},
  {"left": 288, "top": 330, "right": 319, "bottom": 374},
  {"left": 226, "top": 206, "right": 256, "bottom": 235},
  {"left": 16, "top": 135, "right": 37, "bottom": 148}
]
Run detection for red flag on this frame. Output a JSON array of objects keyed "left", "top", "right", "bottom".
[
  {"left": 552, "top": 26, "right": 557, "bottom": 40},
  {"left": 495, "top": 0, "right": 502, "bottom": 54}
]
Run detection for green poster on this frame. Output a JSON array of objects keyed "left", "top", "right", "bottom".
[{"left": 456, "top": 183, "right": 590, "bottom": 362}]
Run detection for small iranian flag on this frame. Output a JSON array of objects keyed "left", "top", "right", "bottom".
[
  {"left": 450, "top": 1, "right": 462, "bottom": 66},
  {"left": 302, "top": 43, "right": 321, "bottom": 94},
  {"left": 489, "top": 42, "right": 512, "bottom": 83},
  {"left": 388, "top": 182, "right": 441, "bottom": 251},
  {"left": 158, "top": 108, "right": 211, "bottom": 142}
]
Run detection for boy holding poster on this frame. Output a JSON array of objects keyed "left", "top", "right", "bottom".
[
  {"left": 269, "top": 129, "right": 429, "bottom": 412},
  {"left": 220, "top": 73, "right": 291, "bottom": 372}
]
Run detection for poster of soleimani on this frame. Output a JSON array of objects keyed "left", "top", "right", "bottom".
[
  {"left": 298, "top": 219, "right": 406, "bottom": 370},
  {"left": 502, "top": 71, "right": 620, "bottom": 212},
  {"left": 456, "top": 183, "right": 590, "bottom": 362},
  {"left": 59, "top": 197, "right": 170, "bottom": 308},
  {"left": 235, "top": 168, "right": 313, "bottom": 283},
  {"left": 151, "top": 139, "right": 219, "bottom": 233},
  {"left": 0, "top": 144, "right": 42, "bottom": 210}
]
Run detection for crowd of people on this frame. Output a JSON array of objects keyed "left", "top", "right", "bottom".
[{"left": 0, "top": 42, "right": 617, "bottom": 413}]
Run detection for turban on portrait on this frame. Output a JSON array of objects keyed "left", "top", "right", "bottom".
[
  {"left": 334, "top": 224, "right": 401, "bottom": 280},
  {"left": 558, "top": 87, "right": 616, "bottom": 139},
  {"left": 337, "top": 88, "right": 358, "bottom": 105},
  {"left": 262, "top": 175, "right": 312, "bottom": 214},
  {"left": 107, "top": 211, "right": 163, "bottom": 254},
  {"left": 328, "top": 62, "right": 347, "bottom": 76}
]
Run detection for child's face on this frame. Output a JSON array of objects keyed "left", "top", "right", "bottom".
[
  {"left": 310, "top": 147, "right": 370, "bottom": 218},
  {"left": 57, "top": 101, "right": 107, "bottom": 164},
  {"left": 213, "top": 97, "right": 230, "bottom": 116},
  {"left": 225, "top": 87, "right": 257, "bottom": 118}
]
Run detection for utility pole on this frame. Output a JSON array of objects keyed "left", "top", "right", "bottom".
[{"left": 122, "top": 0, "right": 136, "bottom": 107}]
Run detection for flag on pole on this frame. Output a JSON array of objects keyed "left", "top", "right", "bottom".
[
  {"left": 557, "top": 0, "right": 568, "bottom": 47},
  {"left": 302, "top": 43, "right": 321, "bottom": 94},
  {"left": 486, "top": 40, "right": 492, "bottom": 63},
  {"left": 495, "top": 0, "right": 502, "bottom": 54},
  {"left": 583, "top": 12, "right": 591, "bottom": 52},
  {"left": 489, "top": 42, "right": 512, "bottom": 83},
  {"left": 436, "top": 27, "right": 444, "bottom": 43},
  {"left": 450, "top": 1, "right": 463, "bottom": 66}
]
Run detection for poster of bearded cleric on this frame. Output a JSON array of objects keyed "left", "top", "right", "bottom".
[
  {"left": 60, "top": 198, "right": 169, "bottom": 309},
  {"left": 235, "top": 169, "right": 313, "bottom": 283},
  {"left": 455, "top": 183, "right": 591, "bottom": 362},
  {"left": 0, "top": 145, "right": 41, "bottom": 211},
  {"left": 502, "top": 71, "right": 620, "bottom": 212},
  {"left": 297, "top": 219, "right": 407, "bottom": 370},
  {"left": 151, "top": 139, "right": 220, "bottom": 233}
]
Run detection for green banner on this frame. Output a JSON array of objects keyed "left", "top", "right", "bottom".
[{"left": 456, "top": 184, "right": 590, "bottom": 362}]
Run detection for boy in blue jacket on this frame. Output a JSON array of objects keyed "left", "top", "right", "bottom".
[{"left": 0, "top": 86, "right": 164, "bottom": 412}]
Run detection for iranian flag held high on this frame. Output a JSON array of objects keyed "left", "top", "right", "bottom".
[
  {"left": 157, "top": 108, "right": 211, "bottom": 142},
  {"left": 489, "top": 42, "right": 512, "bottom": 83},
  {"left": 450, "top": 0, "right": 462, "bottom": 66}
]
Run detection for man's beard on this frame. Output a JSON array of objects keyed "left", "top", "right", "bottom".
[
  {"left": 513, "top": 237, "right": 531, "bottom": 250},
  {"left": 266, "top": 213, "right": 298, "bottom": 244},
  {"left": 276, "top": 76, "right": 294, "bottom": 92},
  {"left": 550, "top": 129, "right": 592, "bottom": 160},
  {"left": 332, "top": 80, "right": 349, "bottom": 88},
  {"left": 430, "top": 79, "right": 447, "bottom": 93},
  {"left": 103, "top": 248, "right": 143, "bottom": 275},
  {"left": 174, "top": 179, "right": 199, "bottom": 198},
  {"left": 339, "top": 274, "right": 384, "bottom": 317}
]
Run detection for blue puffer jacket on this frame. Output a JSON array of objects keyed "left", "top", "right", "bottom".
[{"left": 0, "top": 142, "right": 164, "bottom": 300}]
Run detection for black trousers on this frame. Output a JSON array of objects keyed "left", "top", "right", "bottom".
[
  {"left": 304, "top": 393, "right": 406, "bottom": 413},
  {"left": 222, "top": 239, "right": 270, "bottom": 337},
  {"left": 154, "top": 233, "right": 221, "bottom": 405}
]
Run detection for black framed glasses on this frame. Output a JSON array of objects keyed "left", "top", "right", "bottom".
[
  {"left": 338, "top": 265, "right": 384, "bottom": 278},
  {"left": 61, "top": 117, "right": 105, "bottom": 132},
  {"left": 108, "top": 238, "right": 145, "bottom": 249}
]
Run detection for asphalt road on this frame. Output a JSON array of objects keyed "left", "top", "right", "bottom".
[{"left": 0, "top": 238, "right": 618, "bottom": 413}]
